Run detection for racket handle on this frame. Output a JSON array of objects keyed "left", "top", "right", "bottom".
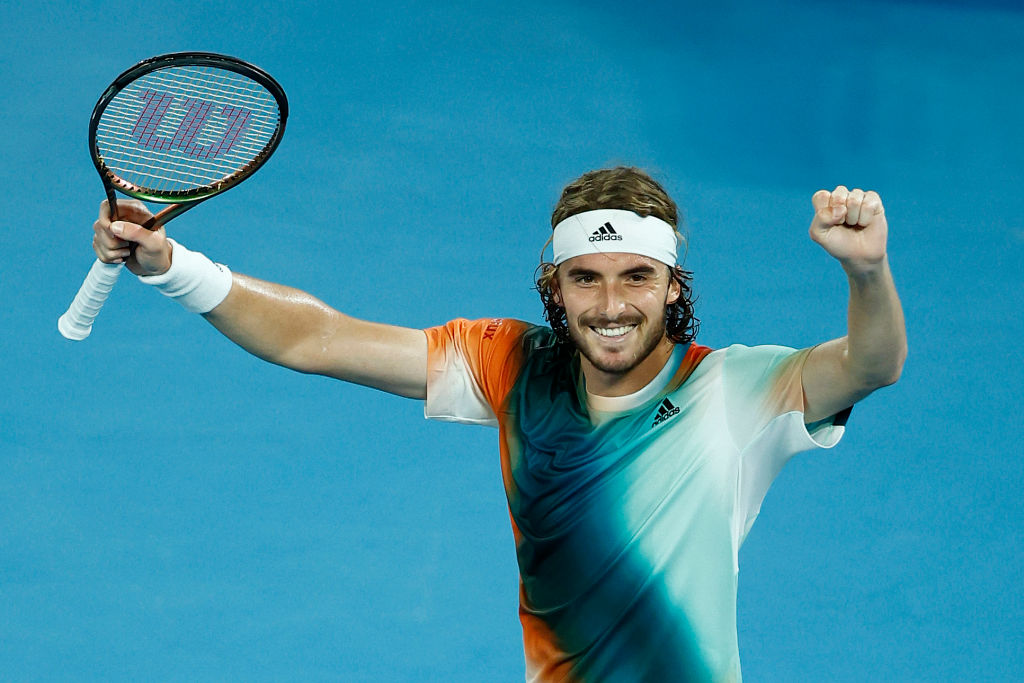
[{"left": 58, "top": 260, "right": 124, "bottom": 340}]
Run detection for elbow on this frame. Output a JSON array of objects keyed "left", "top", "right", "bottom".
[
  {"left": 877, "top": 367, "right": 902, "bottom": 388},
  {"left": 847, "top": 343, "right": 907, "bottom": 392},
  {"left": 889, "top": 341, "right": 908, "bottom": 385},
  {"left": 871, "top": 343, "right": 907, "bottom": 389}
]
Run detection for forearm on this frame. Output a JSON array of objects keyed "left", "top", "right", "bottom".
[
  {"left": 203, "top": 274, "right": 428, "bottom": 397},
  {"left": 203, "top": 274, "right": 339, "bottom": 371},
  {"left": 841, "top": 257, "right": 907, "bottom": 389}
]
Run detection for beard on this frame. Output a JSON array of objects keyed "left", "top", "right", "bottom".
[{"left": 566, "top": 312, "right": 669, "bottom": 376}]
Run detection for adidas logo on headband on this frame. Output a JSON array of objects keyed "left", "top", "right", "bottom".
[
  {"left": 589, "top": 222, "right": 623, "bottom": 242},
  {"left": 552, "top": 209, "right": 678, "bottom": 266}
]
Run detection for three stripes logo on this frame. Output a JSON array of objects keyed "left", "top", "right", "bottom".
[
  {"left": 652, "top": 398, "right": 680, "bottom": 427},
  {"left": 589, "top": 222, "right": 623, "bottom": 242}
]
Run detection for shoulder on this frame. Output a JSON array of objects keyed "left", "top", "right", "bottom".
[
  {"left": 716, "top": 343, "right": 803, "bottom": 376},
  {"left": 719, "top": 342, "right": 800, "bottom": 359},
  {"left": 692, "top": 344, "right": 808, "bottom": 406},
  {"left": 425, "top": 317, "right": 534, "bottom": 353},
  {"left": 424, "top": 318, "right": 564, "bottom": 384}
]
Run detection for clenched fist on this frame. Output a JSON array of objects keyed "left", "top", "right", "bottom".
[{"left": 809, "top": 186, "right": 888, "bottom": 275}]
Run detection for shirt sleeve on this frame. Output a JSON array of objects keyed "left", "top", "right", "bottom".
[
  {"left": 720, "top": 344, "right": 850, "bottom": 545},
  {"left": 422, "top": 318, "right": 532, "bottom": 427}
]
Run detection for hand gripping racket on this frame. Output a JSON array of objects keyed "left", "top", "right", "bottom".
[{"left": 58, "top": 52, "right": 288, "bottom": 340}]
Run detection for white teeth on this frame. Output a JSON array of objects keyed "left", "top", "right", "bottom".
[{"left": 593, "top": 325, "right": 635, "bottom": 337}]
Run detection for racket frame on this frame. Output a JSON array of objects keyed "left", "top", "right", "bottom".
[
  {"left": 90, "top": 51, "right": 289, "bottom": 229},
  {"left": 59, "top": 52, "right": 288, "bottom": 340}
]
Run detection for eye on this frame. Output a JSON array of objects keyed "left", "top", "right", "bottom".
[
  {"left": 628, "top": 273, "right": 648, "bottom": 283},
  {"left": 574, "top": 274, "right": 595, "bottom": 285}
]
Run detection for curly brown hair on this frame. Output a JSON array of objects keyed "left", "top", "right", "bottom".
[{"left": 536, "top": 167, "right": 699, "bottom": 345}]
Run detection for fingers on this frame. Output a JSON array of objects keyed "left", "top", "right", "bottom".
[
  {"left": 93, "top": 218, "right": 131, "bottom": 263},
  {"left": 812, "top": 186, "right": 884, "bottom": 227},
  {"left": 860, "top": 191, "right": 884, "bottom": 226},
  {"left": 830, "top": 186, "right": 849, "bottom": 223},
  {"left": 99, "top": 198, "right": 152, "bottom": 226},
  {"left": 109, "top": 219, "right": 167, "bottom": 252},
  {"left": 92, "top": 218, "right": 171, "bottom": 275},
  {"left": 811, "top": 189, "right": 831, "bottom": 213},
  {"left": 810, "top": 186, "right": 846, "bottom": 231},
  {"left": 846, "top": 188, "right": 864, "bottom": 226},
  {"left": 95, "top": 199, "right": 162, "bottom": 265},
  {"left": 93, "top": 198, "right": 170, "bottom": 271}
]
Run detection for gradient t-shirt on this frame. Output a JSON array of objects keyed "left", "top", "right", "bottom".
[{"left": 424, "top": 318, "right": 847, "bottom": 682}]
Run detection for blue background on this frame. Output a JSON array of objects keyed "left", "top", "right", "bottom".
[{"left": 1, "top": 0, "right": 1021, "bottom": 680}]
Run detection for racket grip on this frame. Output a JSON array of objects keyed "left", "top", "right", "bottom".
[{"left": 58, "top": 260, "right": 124, "bottom": 340}]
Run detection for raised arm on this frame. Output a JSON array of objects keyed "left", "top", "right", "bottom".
[
  {"left": 801, "top": 186, "right": 907, "bottom": 423},
  {"left": 92, "top": 200, "right": 427, "bottom": 399}
]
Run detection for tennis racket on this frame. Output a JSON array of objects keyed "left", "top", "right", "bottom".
[{"left": 58, "top": 52, "right": 288, "bottom": 340}]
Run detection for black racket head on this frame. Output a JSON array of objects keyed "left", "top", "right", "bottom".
[{"left": 89, "top": 52, "right": 288, "bottom": 204}]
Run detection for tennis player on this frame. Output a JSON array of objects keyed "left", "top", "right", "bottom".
[{"left": 92, "top": 167, "right": 906, "bottom": 682}]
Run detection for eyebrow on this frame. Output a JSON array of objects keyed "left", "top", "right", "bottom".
[
  {"left": 565, "top": 266, "right": 598, "bottom": 278},
  {"left": 564, "top": 264, "right": 660, "bottom": 278},
  {"left": 621, "top": 265, "right": 659, "bottom": 276}
]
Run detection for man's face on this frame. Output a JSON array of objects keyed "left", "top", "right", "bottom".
[{"left": 553, "top": 252, "right": 681, "bottom": 379}]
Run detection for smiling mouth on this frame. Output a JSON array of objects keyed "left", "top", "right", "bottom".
[{"left": 591, "top": 324, "right": 637, "bottom": 338}]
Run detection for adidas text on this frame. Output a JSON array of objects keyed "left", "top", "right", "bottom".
[
  {"left": 589, "top": 234, "right": 623, "bottom": 242},
  {"left": 653, "top": 406, "right": 680, "bottom": 426}
]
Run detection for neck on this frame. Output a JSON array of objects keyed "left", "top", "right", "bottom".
[{"left": 581, "top": 336, "right": 677, "bottom": 397}]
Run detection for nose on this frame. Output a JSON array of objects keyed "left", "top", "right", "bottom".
[{"left": 597, "top": 281, "right": 628, "bottom": 319}]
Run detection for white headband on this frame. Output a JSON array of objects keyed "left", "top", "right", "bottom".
[{"left": 552, "top": 209, "right": 678, "bottom": 266}]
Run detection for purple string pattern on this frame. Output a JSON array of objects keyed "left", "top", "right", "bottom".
[{"left": 96, "top": 64, "right": 279, "bottom": 196}]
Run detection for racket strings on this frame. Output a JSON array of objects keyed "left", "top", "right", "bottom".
[{"left": 95, "top": 64, "right": 282, "bottom": 196}]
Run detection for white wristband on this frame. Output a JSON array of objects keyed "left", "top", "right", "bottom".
[{"left": 139, "top": 239, "right": 233, "bottom": 314}]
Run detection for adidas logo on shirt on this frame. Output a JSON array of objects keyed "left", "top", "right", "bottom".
[
  {"left": 589, "top": 222, "right": 623, "bottom": 242},
  {"left": 652, "top": 398, "right": 680, "bottom": 427}
]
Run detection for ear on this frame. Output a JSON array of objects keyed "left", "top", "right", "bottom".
[
  {"left": 549, "top": 275, "right": 563, "bottom": 306},
  {"left": 667, "top": 266, "right": 682, "bottom": 305}
]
